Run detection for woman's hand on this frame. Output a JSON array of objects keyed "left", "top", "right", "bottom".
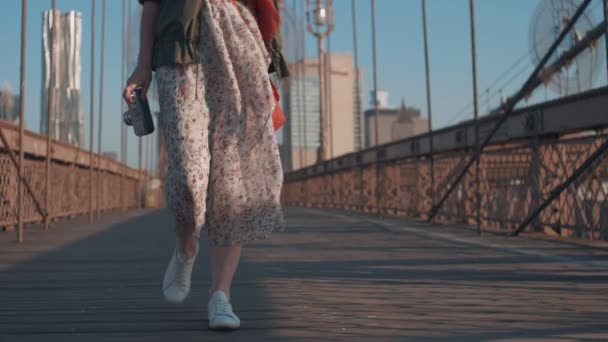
[
  {"left": 123, "top": 1, "right": 159, "bottom": 104},
  {"left": 123, "top": 64, "right": 152, "bottom": 104}
]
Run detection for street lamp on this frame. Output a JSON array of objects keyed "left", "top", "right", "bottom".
[
  {"left": 314, "top": 7, "right": 327, "bottom": 26},
  {"left": 306, "top": 0, "right": 333, "bottom": 162}
]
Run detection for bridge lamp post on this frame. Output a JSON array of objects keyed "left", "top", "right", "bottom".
[{"left": 306, "top": 0, "right": 333, "bottom": 162}]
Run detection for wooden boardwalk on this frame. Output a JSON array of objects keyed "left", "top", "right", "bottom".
[{"left": 1, "top": 208, "right": 608, "bottom": 341}]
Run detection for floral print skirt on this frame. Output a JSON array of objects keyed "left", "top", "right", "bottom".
[{"left": 155, "top": 0, "right": 283, "bottom": 246}]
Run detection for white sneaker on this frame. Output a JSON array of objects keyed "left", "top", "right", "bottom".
[
  {"left": 208, "top": 291, "right": 240, "bottom": 330},
  {"left": 162, "top": 243, "right": 198, "bottom": 304}
]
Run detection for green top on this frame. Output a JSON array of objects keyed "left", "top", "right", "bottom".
[{"left": 138, "top": 0, "right": 289, "bottom": 78}]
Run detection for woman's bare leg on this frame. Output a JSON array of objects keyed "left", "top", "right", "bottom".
[
  {"left": 177, "top": 233, "right": 199, "bottom": 259},
  {"left": 209, "top": 243, "right": 242, "bottom": 300}
]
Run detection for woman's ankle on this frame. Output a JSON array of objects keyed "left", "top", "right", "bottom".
[
  {"left": 209, "top": 287, "right": 230, "bottom": 301},
  {"left": 177, "top": 235, "right": 199, "bottom": 259}
]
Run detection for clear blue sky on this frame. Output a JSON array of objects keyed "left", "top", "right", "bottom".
[{"left": 0, "top": 0, "right": 606, "bottom": 167}]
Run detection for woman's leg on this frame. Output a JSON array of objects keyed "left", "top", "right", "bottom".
[
  {"left": 178, "top": 233, "right": 199, "bottom": 259},
  {"left": 156, "top": 64, "right": 210, "bottom": 304},
  {"left": 199, "top": 0, "right": 283, "bottom": 330},
  {"left": 208, "top": 243, "right": 242, "bottom": 300}
]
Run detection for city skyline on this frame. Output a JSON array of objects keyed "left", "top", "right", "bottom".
[{"left": 0, "top": 0, "right": 606, "bottom": 168}]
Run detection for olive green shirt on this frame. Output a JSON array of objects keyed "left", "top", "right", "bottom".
[{"left": 138, "top": 0, "right": 289, "bottom": 78}]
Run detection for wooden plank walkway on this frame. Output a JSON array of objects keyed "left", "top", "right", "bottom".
[{"left": 1, "top": 208, "right": 608, "bottom": 341}]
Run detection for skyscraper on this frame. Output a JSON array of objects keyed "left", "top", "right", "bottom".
[
  {"left": 280, "top": 53, "right": 361, "bottom": 171},
  {"left": 0, "top": 82, "right": 19, "bottom": 123},
  {"left": 41, "top": 10, "right": 85, "bottom": 147}
]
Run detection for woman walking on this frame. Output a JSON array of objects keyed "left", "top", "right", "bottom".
[{"left": 123, "top": 0, "right": 287, "bottom": 330}]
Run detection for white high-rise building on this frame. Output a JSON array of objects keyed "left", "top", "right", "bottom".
[
  {"left": 41, "top": 10, "right": 85, "bottom": 147},
  {"left": 370, "top": 90, "right": 390, "bottom": 109}
]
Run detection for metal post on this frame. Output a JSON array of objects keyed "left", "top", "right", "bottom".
[
  {"left": 149, "top": 137, "right": 153, "bottom": 175},
  {"left": 317, "top": 33, "right": 326, "bottom": 161},
  {"left": 149, "top": 134, "right": 153, "bottom": 175},
  {"left": 149, "top": 135, "right": 153, "bottom": 176},
  {"left": 120, "top": 0, "right": 126, "bottom": 212},
  {"left": 89, "top": 0, "right": 96, "bottom": 223},
  {"left": 352, "top": 0, "right": 362, "bottom": 151},
  {"left": 326, "top": 33, "right": 333, "bottom": 158},
  {"left": 145, "top": 136, "right": 150, "bottom": 175},
  {"left": 155, "top": 117, "right": 160, "bottom": 177},
  {"left": 147, "top": 135, "right": 151, "bottom": 176},
  {"left": 97, "top": 0, "right": 106, "bottom": 218},
  {"left": 604, "top": 0, "right": 608, "bottom": 78},
  {"left": 352, "top": 0, "right": 364, "bottom": 211},
  {"left": 421, "top": 0, "right": 435, "bottom": 217},
  {"left": 291, "top": 4, "right": 301, "bottom": 170},
  {"left": 144, "top": 136, "right": 152, "bottom": 174},
  {"left": 370, "top": 0, "right": 379, "bottom": 147},
  {"left": 469, "top": 0, "right": 481, "bottom": 234},
  {"left": 138, "top": 135, "right": 143, "bottom": 209},
  {"left": 135, "top": 0, "right": 142, "bottom": 206},
  {"left": 306, "top": 0, "right": 333, "bottom": 162},
  {"left": 300, "top": 0, "right": 308, "bottom": 167},
  {"left": 123, "top": 1, "right": 132, "bottom": 164},
  {"left": 286, "top": 1, "right": 304, "bottom": 170},
  {"left": 151, "top": 132, "right": 155, "bottom": 176},
  {"left": 296, "top": 16, "right": 304, "bottom": 170},
  {"left": 17, "top": 0, "right": 28, "bottom": 242},
  {"left": 371, "top": 0, "right": 381, "bottom": 214},
  {"left": 143, "top": 136, "right": 147, "bottom": 173},
  {"left": 44, "top": 0, "right": 57, "bottom": 231}
]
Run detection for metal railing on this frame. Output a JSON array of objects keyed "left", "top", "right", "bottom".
[
  {"left": 0, "top": 120, "right": 146, "bottom": 234},
  {"left": 282, "top": 87, "right": 608, "bottom": 240}
]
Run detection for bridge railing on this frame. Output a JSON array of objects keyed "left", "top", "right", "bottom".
[
  {"left": 0, "top": 121, "right": 147, "bottom": 230},
  {"left": 283, "top": 87, "right": 608, "bottom": 240}
]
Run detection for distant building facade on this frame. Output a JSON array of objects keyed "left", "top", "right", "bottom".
[
  {"left": 41, "top": 10, "right": 85, "bottom": 147},
  {"left": 102, "top": 152, "right": 117, "bottom": 160},
  {"left": 364, "top": 95, "right": 428, "bottom": 148},
  {"left": 280, "top": 53, "right": 362, "bottom": 172},
  {"left": 0, "top": 82, "right": 19, "bottom": 123}
]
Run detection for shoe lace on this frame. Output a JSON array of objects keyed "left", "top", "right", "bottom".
[
  {"left": 215, "top": 298, "right": 232, "bottom": 316},
  {"left": 171, "top": 252, "right": 191, "bottom": 288}
]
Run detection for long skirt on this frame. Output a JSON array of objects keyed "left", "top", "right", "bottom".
[{"left": 155, "top": 0, "right": 284, "bottom": 246}]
